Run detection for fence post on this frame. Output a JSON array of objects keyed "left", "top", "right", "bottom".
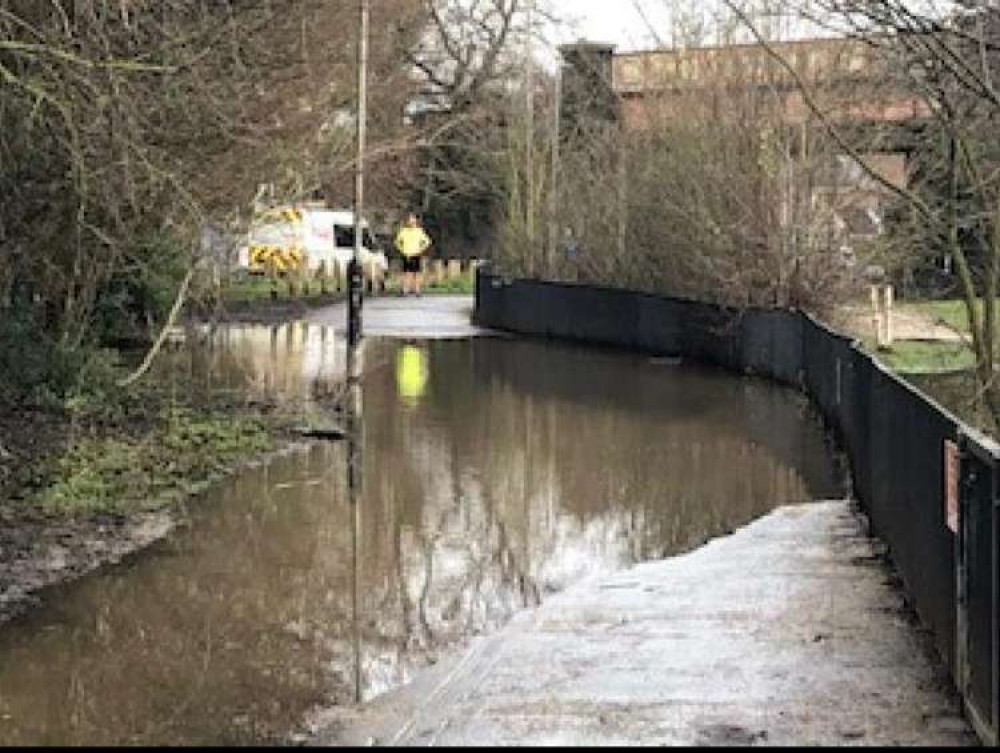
[
  {"left": 958, "top": 430, "right": 1000, "bottom": 746},
  {"left": 991, "top": 475, "right": 1000, "bottom": 747},
  {"left": 318, "top": 261, "right": 328, "bottom": 295},
  {"left": 334, "top": 262, "right": 344, "bottom": 293},
  {"left": 300, "top": 264, "right": 310, "bottom": 297},
  {"left": 870, "top": 284, "right": 894, "bottom": 349},
  {"left": 388, "top": 259, "right": 401, "bottom": 292},
  {"left": 994, "top": 488, "right": 999, "bottom": 746},
  {"left": 884, "top": 285, "right": 894, "bottom": 347},
  {"left": 870, "top": 285, "right": 882, "bottom": 346},
  {"left": 956, "top": 436, "right": 970, "bottom": 707}
]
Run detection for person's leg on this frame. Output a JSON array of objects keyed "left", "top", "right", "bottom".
[
  {"left": 415, "top": 260, "right": 423, "bottom": 296},
  {"left": 403, "top": 258, "right": 418, "bottom": 295}
]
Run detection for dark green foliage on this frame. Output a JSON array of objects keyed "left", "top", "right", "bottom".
[
  {"left": 92, "top": 232, "right": 189, "bottom": 348},
  {"left": 0, "top": 309, "right": 109, "bottom": 408}
]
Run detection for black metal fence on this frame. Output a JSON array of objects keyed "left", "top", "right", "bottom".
[{"left": 475, "top": 269, "right": 999, "bottom": 746}]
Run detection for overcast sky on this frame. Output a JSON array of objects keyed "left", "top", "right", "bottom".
[
  {"left": 541, "top": 0, "right": 836, "bottom": 55},
  {"left": 545, "top": 0, "right": 671, "bottom": 52}
]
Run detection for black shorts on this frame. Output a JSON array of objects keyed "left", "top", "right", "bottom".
[{"left": 402, "top": 256, "right": 422, "bottom": 273}]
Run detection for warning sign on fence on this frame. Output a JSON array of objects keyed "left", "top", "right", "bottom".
[{"left": 944, "top": 440, "right": 959, "bottom": 534}]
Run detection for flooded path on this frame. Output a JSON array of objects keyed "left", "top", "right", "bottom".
[{"left": 0, "top": 299, "right": 843, "bottom": 745}]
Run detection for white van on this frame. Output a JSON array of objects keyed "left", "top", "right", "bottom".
[
  {"left": 303, "top": 208, "right": 387, "bottom": 275},
  {"left": 241, "top": 207, "right": 387, "bottom": 276}
]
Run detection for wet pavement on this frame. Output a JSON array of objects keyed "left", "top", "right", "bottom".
[
  {"left": 313, "top": 502, "right": 976, "bottom": 747},
  {"left": 306, "top": 295, "right": 492, "bottom": 339}
]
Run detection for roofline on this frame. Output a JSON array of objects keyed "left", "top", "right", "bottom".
[
  {"left": 613, "top": 34, "right": 860, "bottom": 60},
  {"left": 560, "top": 41, "right": 617, "bottom": 53}
]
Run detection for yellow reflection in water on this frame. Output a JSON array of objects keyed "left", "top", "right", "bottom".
[{"left": 396, "top": 344, "right": 429, "bottom": 405}]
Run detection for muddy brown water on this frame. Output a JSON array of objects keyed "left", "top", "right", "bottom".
[{"left": 0, "top": 325, "right": 844, "bottom": 745}]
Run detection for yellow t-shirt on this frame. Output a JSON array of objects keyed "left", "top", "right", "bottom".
[{"left": 395, "top": 226, "right": 431, "bottom": 258}]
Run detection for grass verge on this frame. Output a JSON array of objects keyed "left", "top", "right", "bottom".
[
  {"left": 898, "top": 299, "right": 978, "bottom": 335},
  {"left": 37, "top": 408, "right": 277, "bottom": 516},
  {"left": 867, "top": 339, "right": 976, "bottom": 374},
  {"left": 2, "top": 354, "right": 303, "bottom": 518}
]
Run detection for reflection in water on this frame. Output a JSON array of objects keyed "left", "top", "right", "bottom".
[
  {"left": 159, "top": 321, "right": 347, "bottom": 410},
  {"left": 395, "top": 343, "right": 429, "bottom": 407},
  {"left": 0, "top": 335, "right": 843, "bottom": 745}
]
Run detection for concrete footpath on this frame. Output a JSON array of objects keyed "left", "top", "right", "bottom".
[
  {"left": 312, "top": 501, "right": 977, "bottom": 747},
  {"left": 306, "top": 295, "right": 496, "bottom": 339}
]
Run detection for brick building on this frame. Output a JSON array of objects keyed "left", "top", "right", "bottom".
[{"left": 558, "top": 36, "right": 931, "bottom": 256}]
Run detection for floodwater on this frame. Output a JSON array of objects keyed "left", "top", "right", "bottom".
[{"left": 0, "top": 323, "right": 844, "bottom": 745}]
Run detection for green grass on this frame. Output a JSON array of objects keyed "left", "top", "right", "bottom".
[
  {"left": 424, "top": 274, "right": 475, "bottom": 294},
  {"left": 38, "top": 409, "right": 275, "bottom": 516},
  {"left": 223, "top": 270, "right": 474, "bottom": 304},
  {"left": 867, "top": 338, "right": 976, "bottom": 374},
  {"left": 898, "top": 299, "right": 984, "bottom": 335},
  {"left": 221, "top": 274, "right": 338, "bottom": 304},
  {"left": 382, "top": 273, "right": 476, "bottom": 295}
]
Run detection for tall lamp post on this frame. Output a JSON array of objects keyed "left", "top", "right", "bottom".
[
  {"left": 348, "top": 0, "right": 368, "bottom": 364},
  {"left": 347, "top": 0, "right": 369, "bottom": 707}
]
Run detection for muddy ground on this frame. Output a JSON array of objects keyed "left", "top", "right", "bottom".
[
  {"left": 0, "top": 404, "right": 165, "bottom": 625},
  {"left": 0, "top": 296, "right": 323, "bottom": 625},
  {"left": 0, "top": 397, "right": 311, "bottom": 625}
]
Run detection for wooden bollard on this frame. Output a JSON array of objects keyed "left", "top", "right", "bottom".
[
  {"left": 431, "top": 259, "right": 445, "bottom": 284},
  {"left": 389, "top": 259, "right": 402, "bottom": 291},
  {"left": 447, "top": 259, "right": 462, "bottom": 280},
  {"left": 870, "top": 284, "right": 894, "bottom": 349},
  {"left": 884, "top": 285, "right": 894, "bottom": 346},
  {"left": 870, "top": 284, "right": 882, "bottom": 346},
  {"left": 364, "top": 260, "right": 382, "bottom": 295},
  {"left": 299, "top": 265, "right": 310, "bottom": 297},
  {"left": 317, "top": 261, "right": 328, "bottom": 294}
]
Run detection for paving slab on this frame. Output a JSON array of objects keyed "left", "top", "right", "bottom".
[{"left": 310, "top": 501, "right": 977, "bottom": 747}]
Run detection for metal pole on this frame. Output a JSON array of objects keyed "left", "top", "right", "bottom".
[
  {"left": 525, "top": 0, "right": 536, "bottom": 273},
  {"left": 349, "top": 0, "right": 368, "bottom": 366},
  {"left": 348, "top": 0, "right": 369, "bottom": 707}
]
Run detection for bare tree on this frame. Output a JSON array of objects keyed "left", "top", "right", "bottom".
[
  {"left": 0, "top": 0, "right": 425, "bottom": 391},
  {"left": 533, "top": 4, "right": 879, "bottom": 311},
  {"left": 719, "top": 0, "right": 1000, "bottom": 425},
  {"left": 396, "top": 0, "right": 548, "bottom": 258}
]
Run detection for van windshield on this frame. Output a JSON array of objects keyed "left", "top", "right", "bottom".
[{"left": 334, "top": 225, "right": 375, "bottom": 250}]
